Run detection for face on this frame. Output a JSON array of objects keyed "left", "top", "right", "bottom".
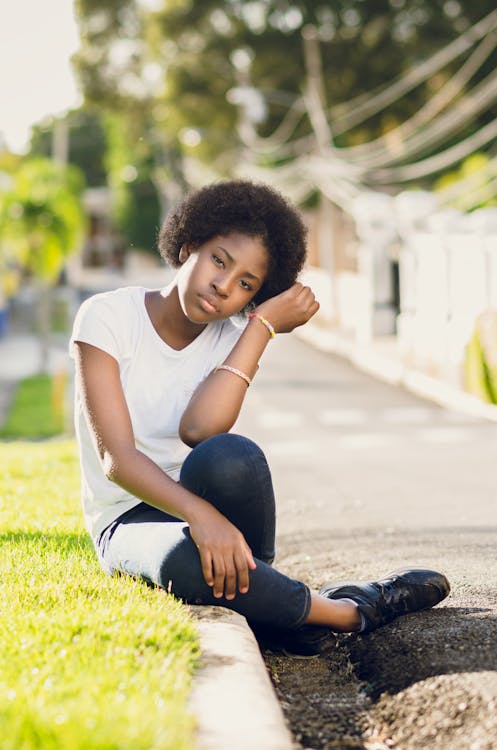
[{"left": 176, "top": 232, "right": 269, "bottom": 323}]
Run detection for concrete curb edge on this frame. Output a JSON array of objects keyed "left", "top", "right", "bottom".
[{"left": 189, "top": 606, "right": 293, "bottom": 750}]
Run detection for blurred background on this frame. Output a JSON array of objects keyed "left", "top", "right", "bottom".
[{"left": 1, "top": 0, "right": 497, "bottom": 403}]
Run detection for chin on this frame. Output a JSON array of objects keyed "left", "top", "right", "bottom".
[{"left": 187, "top": 308, "right": 213, "bottom": 325}]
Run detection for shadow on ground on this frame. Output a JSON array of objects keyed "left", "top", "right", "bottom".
[
  {"left": 346, "top": 606, "right": 497, "bottom": 699},
  {"left": 344, "top": 607, "right": 497, "bottom": 750}
]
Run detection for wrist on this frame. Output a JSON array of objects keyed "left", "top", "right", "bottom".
[
  {"left": 248, "top": 312, "right": 276, "bottom": 339},
  {"left": 182, "top": 493, "right": 216, "bottom": 526}
]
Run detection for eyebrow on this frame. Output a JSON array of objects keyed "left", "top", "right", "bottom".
[{"left": 216, "top": 245, "right": 261, "bottom": 281}]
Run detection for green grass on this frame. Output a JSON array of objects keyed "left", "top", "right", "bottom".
[
  {"left": 0, "top": 374, "right": 64, "bottom": 439},
  {"left": 0, "top": 440, "right": 199, "bottom": 750}
]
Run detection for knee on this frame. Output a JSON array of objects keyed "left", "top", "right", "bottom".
[{"left": 181, "top": 433, "right": 270, "bottom": 491}]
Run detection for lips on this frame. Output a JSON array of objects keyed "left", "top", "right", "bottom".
[{"left": 198, "top": 294, "right": 219, "bottom": 314}]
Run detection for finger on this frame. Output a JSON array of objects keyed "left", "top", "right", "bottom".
[
  {"left": 296, "top": 287, "right": 317, "bottom": 310},
  {"left": 224, "top": 562, "right": 237, "bottom": 600},
  {"left": 308, "top": 300, "right": 320, "bottom": 317},
  {"left": 286, "top": 282, "right": 303, "bottom": 298},
  {"left": 302, "top": 286, "right": 316, "bottom": 304},
  {"left": 212, "top": 558, "right": 226, "bottom": 599},
  {"left": 297, "top": 288, "right": 316, "bottom": 311},
  {"left": 245, "top": 545, "right": 257, "bottom": 571},
  {"left": 199, "top": 547, "right": 214, "bottom": 587},
  {"left": 234, "top": 551, "right": 250, "bottom": 594}
]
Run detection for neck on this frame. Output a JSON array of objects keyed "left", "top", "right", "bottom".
[{"left": 148, "top": 284, "right": 207, "bottom": 349}]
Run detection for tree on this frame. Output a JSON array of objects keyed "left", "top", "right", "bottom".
[
  {"left": 103, "top": 113, "right": 163, "bottom": 253},
  {"left": 30, "top": 109, "right": 108, "bottom": 187},
  {"left": 72, "top": 0, "right": 497, "bottom": 177},
  {"left": 29, "top": 106, "right": 164, "bottom": 252},
  {"left": 0, "top": 157, "right": 86, "bottom": 370},
  {"left": 0, "top": 151, "right": 23, "bottom": 305}
]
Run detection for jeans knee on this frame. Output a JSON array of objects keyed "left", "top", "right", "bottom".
[{"left": 181, "top": 433, "right": 271, "bottom": 494}]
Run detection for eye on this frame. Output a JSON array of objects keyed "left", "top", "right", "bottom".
[
  {"left": 212, "top": 254, "right": 224, "bottom": 267},
  {"left": 240, "top": 279, "right": 253, "bottom": 291}
]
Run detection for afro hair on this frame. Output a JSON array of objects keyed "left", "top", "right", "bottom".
[{"left": 157, "top": 180, "right": 307, "bottom": 306}]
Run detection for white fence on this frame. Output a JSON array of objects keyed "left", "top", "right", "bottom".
[{"left": 311, "top": 191, "right": 497, "bottom": 384}]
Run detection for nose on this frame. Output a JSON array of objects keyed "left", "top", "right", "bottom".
[{"left": 211, "top": 274, "right": 230, "bottom": 298}]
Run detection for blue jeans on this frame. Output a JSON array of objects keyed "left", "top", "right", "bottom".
[{"left": 97, "top": 434, "right": 312, "bottom": 630}]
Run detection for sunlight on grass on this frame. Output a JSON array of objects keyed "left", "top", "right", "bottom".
[
  {"left": 0, "top": 440, "right": 199, "bottom": 750},
  {"left": 0, "top": 374, "right": 64, "bottom": 439}
]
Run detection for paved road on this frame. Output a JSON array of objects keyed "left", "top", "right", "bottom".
[{"left": 236, "top": 334, "right": 497, "bottom": 750}]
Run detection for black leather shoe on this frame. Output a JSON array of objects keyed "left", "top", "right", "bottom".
[{"left": 319, "top": 568, "right": 450, "bottom": 634}]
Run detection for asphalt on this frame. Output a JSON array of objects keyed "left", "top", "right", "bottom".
[
  {"left": 235, "top": 331, "right": 497, "bottom": 749},
  {"left": 2, "top": 321, "right": 496, "bottom": 750}
]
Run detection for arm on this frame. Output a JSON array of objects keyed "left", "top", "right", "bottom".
[
  {"left": 74, "top": 341, "right": 256, "bottom": 599},
  {"left": 179, "top": 282, "right": 319, "bottom": 446}
]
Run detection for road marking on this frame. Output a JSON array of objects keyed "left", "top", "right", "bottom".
[
  {"left": 338, "top": 433, "right": 394, "bottom": 449},
  {"left": 415, "top": 427, "right": 474, "bottom": 443},
  {"left": 318, "top": 409, "right": 368, "bottom": 426},
  {"left": 257, "top": 410, "right": 304, "bottom": 429},
  {"left": 264, "top": 440, "right": 313, "bottom": 456},
  {"left": 260, "top": 425, "right": 477, "bottom": 456},
  {"left": 381, "top": 407, "right": 433, "bottom": 424}
]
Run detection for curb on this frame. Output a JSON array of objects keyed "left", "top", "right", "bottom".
[
  {"left": 189, "top": 606, "right": 293, "bottom": 750},
  {"left": 295, "top": 323, "right": 497, "bottom": 423}
]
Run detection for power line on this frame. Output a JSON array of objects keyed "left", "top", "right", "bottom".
[
  {"left": 347, "top": 70, "right": 497, "bottom": 170},
  {"left": 367, "top": 117, "right": 497, "bottom": 183},
  {"left": 337, "top": 30, "right": 497, "bottom": 163},
  {"left": 329, "top": 8, "right": 497, "bottom": 134}
]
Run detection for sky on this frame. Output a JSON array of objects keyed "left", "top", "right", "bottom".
[{"left": 0, "top": 0, "right": 81, "bottom": 153}]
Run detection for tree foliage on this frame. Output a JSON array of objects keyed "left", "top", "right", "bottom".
[
  {"left": 104, "top": 113, "right": 162, "bottom": 251},
  {"left": 0, "top": 158, "right": 86, "bottom": 282},
  {"left": 30, "top": 110, "right": 108, "bottom": 188},
  {"left": 73, "top": 0, "right": 497, "bottom": 175}
]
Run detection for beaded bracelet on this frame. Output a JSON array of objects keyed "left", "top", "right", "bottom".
[
  {"left": 248, "top": 313, "right": 276, "bottom": 339},
  {"left": 215, "top": 365, "right": 251, "bottom": 387}
]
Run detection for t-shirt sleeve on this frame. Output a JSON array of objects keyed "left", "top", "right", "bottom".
[{"left": 69, "top": 291, "right": 131, "bottom": 362}]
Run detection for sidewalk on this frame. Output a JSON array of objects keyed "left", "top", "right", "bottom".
[{"left": 295, "top": 320, "right": 497, "bottom": 423}]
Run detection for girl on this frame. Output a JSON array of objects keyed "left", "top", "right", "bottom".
[{"left": 71, "top": 180, "right": 449, "bottom": 655}]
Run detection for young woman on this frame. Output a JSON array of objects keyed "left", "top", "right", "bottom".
[{"left": 71, "top": 181, "right": 449, "bottom": 655}]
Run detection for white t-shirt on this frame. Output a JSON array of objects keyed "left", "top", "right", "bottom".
[{"left": 70, "top": 285, "right": 244, "bottom": 541}]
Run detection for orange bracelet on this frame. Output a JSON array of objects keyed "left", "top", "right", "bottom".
[{"left": 248, "top": 313, "right": 276, "bottom": 339}]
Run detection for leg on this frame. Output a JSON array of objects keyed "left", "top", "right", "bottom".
[
  {"left": 96, "top": 434, "right": 360, "bottom": 646},
  {"left": 179, "top": 434, "right": 361, "bottom": 647},
  {"left": 98, "top": 502, "right": 313, "bottom": 630},
  {"left": 179, "top": 433, "right": 276, "bottom": 564}
]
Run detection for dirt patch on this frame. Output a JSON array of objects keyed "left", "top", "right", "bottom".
[
  {"left": 264, "top": 639, "right": 385, "bottom": 750},
  {"left": 264, "top": 605, "right": 497, "bottom": 749}
]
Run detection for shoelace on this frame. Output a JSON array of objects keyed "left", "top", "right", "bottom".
[{"left": 372, "top": 577, "right": 416, "bottom": 616}]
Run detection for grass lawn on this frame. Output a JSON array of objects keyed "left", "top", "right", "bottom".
[
  {"left": 0, "top": 439, "right": 199, "bottom": 750},
  {"left": 0, "top": 374, "right": 64, "bottom": 439}
]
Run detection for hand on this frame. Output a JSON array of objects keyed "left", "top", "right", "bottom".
[
  {"left": 188, "top": 503, "right": 257, "bottom": 600},
  {"left": 254, "top": 283, "right": 320, "bottom": 334}
]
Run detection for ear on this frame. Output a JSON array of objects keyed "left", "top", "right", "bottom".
[{"left": 178, "top": 244, "right": 191, "bottom": 264}]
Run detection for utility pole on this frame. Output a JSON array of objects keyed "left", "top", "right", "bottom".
[{"left": 302, "top": 24, "right": 333, "bottom": 155}]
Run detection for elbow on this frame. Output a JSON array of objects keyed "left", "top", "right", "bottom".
[
  {"left": 102, "top": 451, "right": 122, "bottom": 483},
  {"left": 179, "top": 417, "right": 212, "bottom": 448},
  {"left": 179, "top": 423, "right": 204, "bottom": 448}
]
